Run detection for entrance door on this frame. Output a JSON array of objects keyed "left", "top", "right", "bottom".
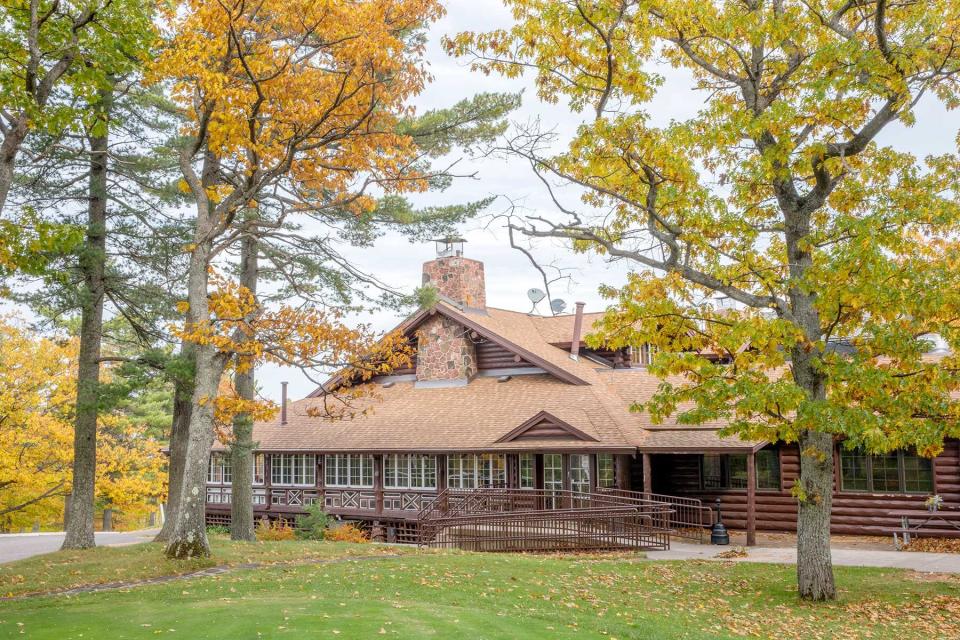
[{"left": 543, "top": 453, "right": 563, "bottom": 508}]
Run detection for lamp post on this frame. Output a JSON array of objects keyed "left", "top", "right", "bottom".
[{"left": 711, "top": 498, "right": 730, "bottom": 545}]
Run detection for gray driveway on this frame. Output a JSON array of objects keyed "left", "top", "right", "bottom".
[{"left": 0, "top": 529, "right": 160, "bottom": 564}]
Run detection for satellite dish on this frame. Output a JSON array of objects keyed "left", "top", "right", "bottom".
[
  {"left": 527, "top": 288, "right": 546, "bottom": 304},
  {"left": 550, "top": 298, "right": 567, "bottom": 314}
]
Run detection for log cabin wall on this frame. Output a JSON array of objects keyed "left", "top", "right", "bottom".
[{"left": 650, "top": 440, "right": 960, "bottom": 535}]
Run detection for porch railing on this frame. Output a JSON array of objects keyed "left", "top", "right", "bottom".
[
  {"left": 594, "top": 487, "right": 712, "bottom": 543},
  {"left": 418, "top": 488, "right": 674, "bottom": 551}
]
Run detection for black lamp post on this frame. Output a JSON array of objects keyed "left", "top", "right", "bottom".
[{"left": 711, "top": 498, "right": 730, "bottom": 545}]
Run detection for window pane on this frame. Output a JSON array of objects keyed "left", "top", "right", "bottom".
[
  {"left": 253, "top": 454, "right": 264, "bottom": 485},
  {"left": 570, "top": 454, "right": 590, "bottom": 493},
  {"left": 755, "top": 449, "right": 780, "bottom": 490},
  {"left": 519, "top": 453, "right": 535, "bottom": 489},
  {"left": 702, "top": 455, "right": 722, "bottom": 489},
  {"left": 902, "top": 454, "right": 933, "bottom": 493},
  {"left": 840, "top": 449, "right": 869, "bottom": 492},
  {"left": 304, "top": 455, "right": 316, "bottom": 486},
  {"left": 597, "top": 454, "right": 615, "bottom": 488},
  {"left": 871, "top": 453, "right": 900, "bottom": 492},
  {"left": 727, "top": 455, "right": 747, "bottom": 488}
]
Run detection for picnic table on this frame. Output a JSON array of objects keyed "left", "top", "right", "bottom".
[{"left": 887, "top": 509, "right": 960, "bottom": 547}]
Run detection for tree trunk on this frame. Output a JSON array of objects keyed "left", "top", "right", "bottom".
[
  {"left": 154, "top": 366, "right": 192, "bottom": 542},
  {"left": 230, "top": 232, "right": 258, "bottom": 542},
  {"left": 62, "top": 89, "right": 111, "bottom": 550},
  {"left": 0, "top": 118, "right": 29, "bottom": 214},
  {"left": 796, "top": 427, "right": 836, "bottom": 600}
]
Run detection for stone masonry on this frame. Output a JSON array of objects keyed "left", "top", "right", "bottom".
[
  {"left": 421, "top": 256, "right": 486, "bottom": 309},
  {"left": 416, "top": 313, "right": 477, "bottom": 382},
  {"left": 416, "top": 255, "right": 485, "bottom": 382}
]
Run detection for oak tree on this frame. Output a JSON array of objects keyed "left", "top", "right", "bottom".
[{"left": 449, "top": 0, "right": 960, "bottom": 600}]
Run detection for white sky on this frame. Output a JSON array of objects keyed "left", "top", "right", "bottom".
[{"left": 259, "top": 0, "right": 957, "bottom": 401}]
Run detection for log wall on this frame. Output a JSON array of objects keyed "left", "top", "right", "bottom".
[{"left": 651, "top": 441, "right": 960, "bottom": 535}]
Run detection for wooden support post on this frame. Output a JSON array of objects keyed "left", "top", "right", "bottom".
[
  {"left": 615, "top": 454, "right": 631, "bottom": 490},
  {"left": 374, "top": 454, "right": 384, "bottom": 515},
  {"left": 746, "top": 451, "right": 757, "bottom": 547},
  {"left": 642, "top": 453, "right": 652, "bottom": 495}
]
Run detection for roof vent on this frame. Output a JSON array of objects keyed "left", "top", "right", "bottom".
[
  {"left": 497, "top": 375, "right": 512, "bottom": 383},
  {"left": 433, "top": 236, "right": 465, "bottom": 258}
]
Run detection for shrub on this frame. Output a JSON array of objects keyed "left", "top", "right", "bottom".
[
  {"left": 255, "top": 517, "right": 296, "bottom": 541},
  {"left": 206, "top": 525, "right": 230, "bottom": 536},
  {"left": 295, "top": 503, "right": 331, "bottom": 540},
  {"left": 325, "top": 523, "right": 370, "bottom": 543}
]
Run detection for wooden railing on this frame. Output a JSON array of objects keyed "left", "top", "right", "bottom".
[
  {"left": 418, "top": 488, "right": 674, "bottom": 551},
  {"left": 593, "top": 487, "right": 712, "bottom": 543}
]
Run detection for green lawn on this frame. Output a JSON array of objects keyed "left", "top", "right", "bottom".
[{"left": 2, "top": 541, "right": 960, "bottom": 639}]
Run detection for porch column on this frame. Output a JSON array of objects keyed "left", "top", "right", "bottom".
[
  {"left": 374, "top": 454, "right": 384, "bottom": 515},
  {"left": 615, "top": 455, "right": 631, "bottom": 489},
  {"left": 642, "top": 453, "right": 652, "bottom": 494},
  {"left": 746, "top": 451, "right": 757, "bottom": 546}
]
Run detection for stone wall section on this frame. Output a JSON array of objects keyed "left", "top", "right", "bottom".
[
  {"left": 416, "top": 314, "right": 477, "bottom": 381},
  {"left": 422, "top": 257, "right": 486, "bottom": 309}
]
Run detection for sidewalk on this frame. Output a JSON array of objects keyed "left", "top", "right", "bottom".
[
  {"left": 0, "top": 529, "right": 161, "bottom": 564},
  {"left": 646, "top": 541, "right": 960, "bottom": 573}
]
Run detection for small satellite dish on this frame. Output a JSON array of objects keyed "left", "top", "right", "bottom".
[
  {"left": 550, "top": 298, "right": 567, "bottom": 314},
  {"left": 527, "top": 288, "right": 546, "bottom": 304}
]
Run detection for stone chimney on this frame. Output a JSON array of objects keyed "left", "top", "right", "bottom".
[
  {"left": 416, "top": 238, "right": 482, "bottom": 384},
  {"left": 421, "top": 237, "right": 485, "bottom": 309}
]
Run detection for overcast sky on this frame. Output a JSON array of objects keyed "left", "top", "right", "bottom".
[{"left": 255, "top": 0, "right": 957, "bottom": 401}]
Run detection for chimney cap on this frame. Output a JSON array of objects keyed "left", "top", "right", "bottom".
[{"left": 432, "top": 236, "right": 466, "bottom": 258}]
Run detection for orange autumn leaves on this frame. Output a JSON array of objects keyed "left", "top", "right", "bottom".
[
  {"left": 153, "top": 0, "right": 443, "bottom": 214},
  {"left": 177, "top": 271, "right": 414, "bottom": 432},
  {"left": 0, "top": 320, "right": 164, "bottom": 530}
]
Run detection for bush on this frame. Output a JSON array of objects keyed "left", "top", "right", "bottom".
[
  {"left": 295, "top": 503, "right": 331, "bottom": 540},
  {"left": 206, "top": 525, "right": 230, "bottom": 536},
  {"left": 325, "top": 523, "right": 370, "bottom": 543},
  {"left": 255, "top": 517, "right": 296, "bottom": 541}
]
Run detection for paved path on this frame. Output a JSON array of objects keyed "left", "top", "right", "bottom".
[
  {"left": 0, "top": 529, "right": 161, "bottom": 564},
  {"left": 646, "top": 541, "right": 960, "bottom": 573}
]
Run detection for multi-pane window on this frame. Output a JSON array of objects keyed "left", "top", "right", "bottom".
[
  {"left": 271, "top": 454, "right": 316, "bottom": 486},
  {"left": 702, "top": 452, "right": 779, "bottom": 490},
  {"left": 755, "top": 448, "right": 781, "bottom": 490},
  {"left": 543, "top": 453, "right": 563, "bottom": 508},
  {"left": 324, "top": 454, "right": 374, "bottom": 488},
  {"left": 253, "top": 453, "right": 265, "bottom": 485},
  {"left": 519, "top": 453, "right": 535, "bottom": 489},
  {"left": 570, "top": 454, "right": 590, "bottom": 494},
  {"left": 208, "top": 453, "right": 232, "bottom": 484},
  {"left": 840, "top": 448, "right": 933, "bottom": 494},
  {"left": 634, "top": 343, "right": 658, "bottom": 366},
  {"left": 446, "top": 454, "right": 506, "bottom": 489},
  {"left": 384, "top": 454, "right": 436, "bottom": 490},
  {"left": 597, "top": 453, "right": 616, "bottom": 488}
]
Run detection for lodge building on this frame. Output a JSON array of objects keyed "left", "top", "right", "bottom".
[{"left": 205, "top": 240, "right": 959, "bottom": 544}]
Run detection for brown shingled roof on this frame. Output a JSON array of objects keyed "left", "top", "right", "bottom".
[{"left": 245, "top": 302, "right": 759, "bottom": 454}]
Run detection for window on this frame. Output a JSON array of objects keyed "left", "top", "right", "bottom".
[
  {"left": 597, "top": 454, "right": 616, "bottom": 488},
  {"left": 519, "top": 453, "right": 535, "bottom": 489},
  {"left": 271, "top": 454, "right": 316, "bottom": 487},
  {"left": 208, "top": 453, "right": 232, "bottom": 484},
  {"left": 840, "top": 448, "right": 933, "bottom": 494},
  {"left": 702, "top": 452, "right": 778, "bottom": 490},
  {"left": 755, "top": 448, "right": 781, "bottom": 490},
  {"left": 324, "top": 454, "right": 374, "bottom": 488},
  {"left": 253, "top": 453, "right": 265, "bottom": 485},
  {"left": 634, "top": 343, "right": 658, "bottom": 366},
  {"left": 543, "top": 454, "right": 563, "bottom": 508},
  {"left": 446, "top": 454, "right": 506, "bottom": 489},
  {"left": 570, "top": 454, "right": 590, "bottom": 494},
  {"left": 384, "top": 454, "right": 436, "bottom": 490}
]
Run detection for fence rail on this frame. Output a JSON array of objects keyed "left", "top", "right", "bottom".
[
  {"left": 418, "top": 488, "right": 674, "bottom": 552},
  {"left": 593, "top": 487, "right": 713, "bottom": 543}
]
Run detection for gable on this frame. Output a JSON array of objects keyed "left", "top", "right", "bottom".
[{"left": 496, "top": 411, "right": 599, "bottom": 443}]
